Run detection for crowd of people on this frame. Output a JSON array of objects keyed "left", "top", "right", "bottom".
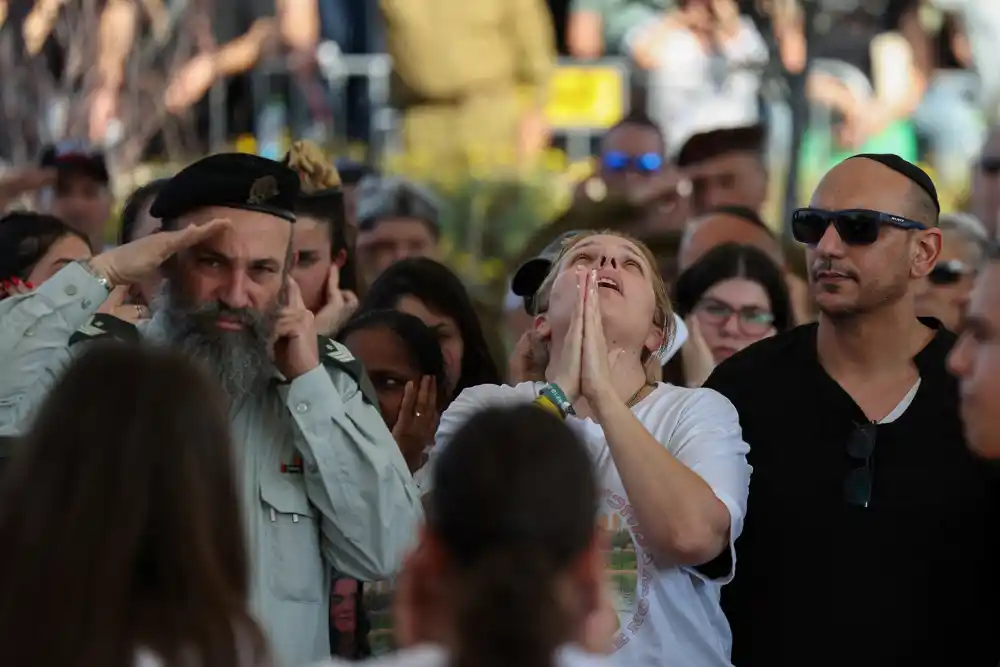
[
  {"left": 1, "top": 128, "right": 1000, "bottom": 667},
  {"left": 2, "top": 2, "right": 1000, "bottom": 667}
]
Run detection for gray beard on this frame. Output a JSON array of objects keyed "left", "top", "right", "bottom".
[{"left": 155, "top": 282, "right": 279, "bottom": 405}]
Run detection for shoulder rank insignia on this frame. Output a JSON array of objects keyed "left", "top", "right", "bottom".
[
  {"left": 69, "top": 314, "right": 141, "bottom": 346},
  {"left": 318, "top": 336, "right": 381, "bottom": 413}
]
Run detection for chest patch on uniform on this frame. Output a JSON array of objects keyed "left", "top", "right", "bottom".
[{"left": 281, "top": 454, "right": 304, "bottom": 474}]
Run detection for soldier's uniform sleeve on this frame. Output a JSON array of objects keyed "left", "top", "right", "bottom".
[
  {"left": 0, "top": 262, "right": 113, "bottom": 436},
  {"left": 276, "top": 337, "right": 422, "bottom": 581},
  {"left": 511, "top": 0, "right": 557, "bottom": 107}
]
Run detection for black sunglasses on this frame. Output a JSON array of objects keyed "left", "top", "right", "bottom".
[
  {"left": 928, "top": 259, "right": 974, "bottom": 286},
  {"left": 845, "top": 422, "right": 877, "bottom": 508},
  {"left": 791, "top": 208, "right": 928, "bottom": 246}
]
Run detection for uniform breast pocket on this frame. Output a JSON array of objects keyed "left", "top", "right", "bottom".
[{"left": 260, "top": 481, "right": 324, "bottom": 603}]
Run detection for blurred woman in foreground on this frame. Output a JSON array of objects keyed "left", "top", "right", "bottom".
[
  {"left": 315, "top": 404, "right": 618, "bottom": 667},
  {"left": 0, "top": 343, "right": 268, "bottom": 667}
]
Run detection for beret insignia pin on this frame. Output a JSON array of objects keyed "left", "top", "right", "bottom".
[{"left": 248, "top": 175, "right": 279, "bottom": 205}]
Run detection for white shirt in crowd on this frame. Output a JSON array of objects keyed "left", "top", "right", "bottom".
[
  {"left": 639, "top": 17, "right": 768, "bottom": 155},
  {"left": 136, "top": 643, "right": 616, "bottom": 667},
  {"left": 420, "top": 381, "right": 752, "bottom": 667},
  {"left": 315, "top": 644, "right": 619, "bottom": 667}
]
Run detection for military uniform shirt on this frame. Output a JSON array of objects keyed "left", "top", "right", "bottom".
[{"left": 0, "top": 262, "right": 423, "bottom": 667}]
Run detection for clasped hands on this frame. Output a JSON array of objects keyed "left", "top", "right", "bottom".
[
  {"left": 551, "top": 268, "right": 634, "bottom": 412},
  {"left": 88, "top": 219, "right": 320, "bottom": 379}
]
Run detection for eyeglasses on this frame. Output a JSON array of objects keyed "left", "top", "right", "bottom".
[
  {"left": 694, "top": 297, "right": 775, "bottom": 336},
  {"left": 791, "top": 208, "right": 927, "bottom": 246},
  {"left": 845, "top": 422, "right": 877, "bottom": 508},
  {"left": 601, "top": 151, "right": 664, "bottom": 174},
  {"left": 928, "top": 259, "right": 974, "bottom": 286}
]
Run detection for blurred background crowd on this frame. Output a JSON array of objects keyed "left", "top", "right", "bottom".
[{"left": 2, "top": 0, "right": 999, "bottom": 357}]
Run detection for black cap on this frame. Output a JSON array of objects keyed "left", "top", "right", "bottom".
[
  {"left": 847, "top": 153, "right": 940, "bottom": 214},
  {"left": 149, "top": 153, "right": 300, "bottom": 222},
  {"left": 40, "top": 140, "right": 110, "bottom": 184},
  {"left": 511, "top": 230, "right": 584, "bottom": 313},
  {"left": 676, "top": 124, "right": 766, "bottom": 167}
]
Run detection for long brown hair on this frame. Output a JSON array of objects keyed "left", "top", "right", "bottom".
[
  {"left": 0, "top": 342, "right": 268, "bottom": 667},
  {"left": 429, "top": 405, "right": 599, "bottom": 667}
]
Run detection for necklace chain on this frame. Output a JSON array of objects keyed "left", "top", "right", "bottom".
[{"left": 625, "top": 382, "right": 653, "bottom": 408}]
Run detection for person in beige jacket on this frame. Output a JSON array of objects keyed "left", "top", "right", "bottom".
[{"left": 380, "top": 0, "right": 557, "bottom": 177}]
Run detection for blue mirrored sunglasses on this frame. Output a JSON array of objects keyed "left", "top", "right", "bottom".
[{"left": 601, "top": 151, "right": 663, "bottom": 174}]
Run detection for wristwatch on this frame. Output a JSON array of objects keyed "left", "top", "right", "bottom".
[{"left": 80, "top": 260, "right": 114, "bottom": 294}]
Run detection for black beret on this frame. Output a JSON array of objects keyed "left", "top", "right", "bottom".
[
  {"left": 149, "top": 153, "right": 300, "bottom": 222},
  {"left": 847, "top": 153, "right": 940, "bottom": 214}
]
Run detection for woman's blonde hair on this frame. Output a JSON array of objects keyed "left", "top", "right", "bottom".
[
  {"left": 534, "top": 230, "right": 674, "bottom": 368},
  {"left": 284, "top": 140, "right": 341, "bottom": 193}
]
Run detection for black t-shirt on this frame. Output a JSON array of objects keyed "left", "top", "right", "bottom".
[{"left": 705, "top": 319, "right": 1000, "bottom": 667}]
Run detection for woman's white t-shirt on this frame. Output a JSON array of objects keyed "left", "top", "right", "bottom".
[
  {"left": 314, "top": 644, "right": 617, "bottom": 667},
  {"left": 420, "top": 382, "right": 752, "bottom": 667}
]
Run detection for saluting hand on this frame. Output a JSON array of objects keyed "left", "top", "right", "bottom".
[
  {"left": 89, "top": 217, "right": 233, "bottom": 287},
  {"left": 313, "top": 265, "right": 358, "bottom": 336},
  {"left": 273, "top": 277, "right": 321, "bottom": 380}
]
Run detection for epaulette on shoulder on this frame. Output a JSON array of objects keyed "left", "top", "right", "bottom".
[
  {"left": 319, "top": 336, "right": 380, "bottom": 411},
  {"left": 68, "top": 314, "right": 141, "bottom": 346}
]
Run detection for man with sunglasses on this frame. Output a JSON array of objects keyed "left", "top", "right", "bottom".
[
  {"left": 948, "top": 243, "right": 1000, "bottom": 459},
  {"left": 914, "top": 212, "right": 989, "bottom": 333},
  {"left": 594, "top": 110, "right": 694, "bottom": 233},
  {"left": 598, "top": 110, "right": 669, "bottom": 198},
  {"left": 704, "top": 153, "right": 1000, "bottom": 667}
]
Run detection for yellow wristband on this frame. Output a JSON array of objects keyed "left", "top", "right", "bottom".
[{"left": 533, "top": 395, "right": 564, "bottom": 419}]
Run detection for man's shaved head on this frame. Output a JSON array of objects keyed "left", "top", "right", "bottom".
[{"left": 679, "top": 209, "right": 783, "bottom": 271}]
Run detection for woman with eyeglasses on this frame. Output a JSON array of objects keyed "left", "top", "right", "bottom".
[{"left": 671, "top": 243, "right": 793, "bottom": 386}]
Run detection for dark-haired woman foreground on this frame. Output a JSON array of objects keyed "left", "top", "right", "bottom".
[
  {"left": 0, "top": 343, "right": 268, "bottom": 667},
  {"left": 314, "top": 404, "right": 618, "bottom": 667}
]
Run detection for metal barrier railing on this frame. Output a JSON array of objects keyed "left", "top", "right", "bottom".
[{"left": 204, "top": 50, "right": 632, "bottom": 166}]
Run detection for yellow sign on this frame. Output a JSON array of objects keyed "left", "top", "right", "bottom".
[{"left": 545, "top": 66, "right": 626, "bottom": 130}]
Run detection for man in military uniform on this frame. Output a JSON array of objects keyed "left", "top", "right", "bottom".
[{"left": 0, "top": 153, "right": 422, "bottom": 666}]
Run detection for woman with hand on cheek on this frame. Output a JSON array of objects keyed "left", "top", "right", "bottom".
[
  {"left": 284, "top": 141, "right": 361, "bottom": 335},
  {"left": 422, "top": 231, "right": 751, "bottom": 667}
]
